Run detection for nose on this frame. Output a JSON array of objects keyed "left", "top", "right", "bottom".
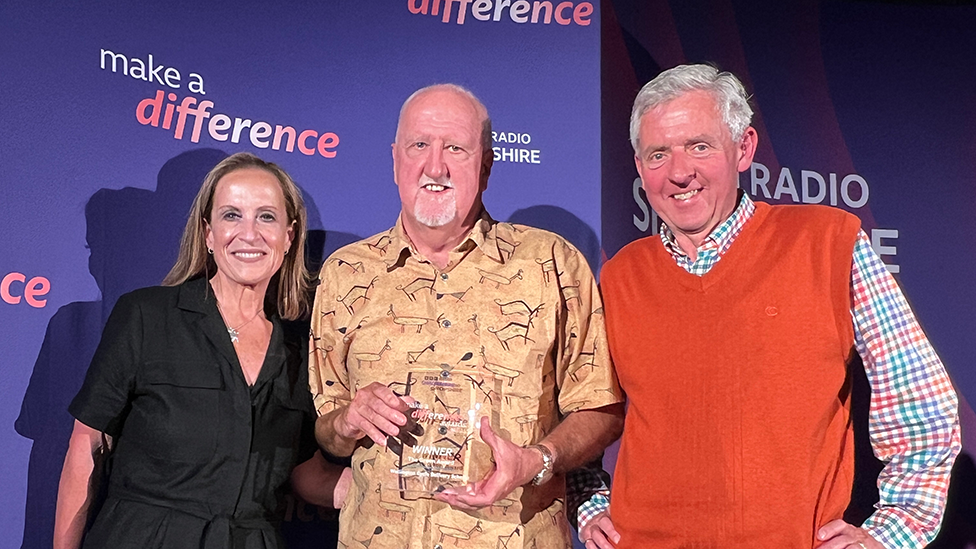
[
  {"left": 423, "top": 144, "right": 448, "bottom": 180},
  {"left": 240, "top": 216, "right": 259, "bottom": 241},
  {"left": 667, "top": 148, "right": 695, "bottom": 185}
]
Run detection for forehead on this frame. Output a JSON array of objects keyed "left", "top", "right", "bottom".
[
  {"left": 639, "top": 90, "right": 729, "bottom": 145},
  {"left": 398, "top": 90, "right": 482, "bottom": 144},
  {"left": 213, "top": 168, "right": 285, "bottom": 205}
]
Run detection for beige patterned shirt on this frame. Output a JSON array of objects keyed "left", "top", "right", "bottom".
[{"left": 309, "top": 211, "right": 621, "bottom": 549}]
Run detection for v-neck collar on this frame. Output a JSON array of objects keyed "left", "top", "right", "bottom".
[
  {"left": 655, "top": 202, "right": 772, "bottom": 293},
  {"left": 176, "top": 276, "right": 285, "bottom": 391}
]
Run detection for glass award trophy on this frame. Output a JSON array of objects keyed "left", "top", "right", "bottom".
[{"left": 383, "top": 367, "right": 497, "bottom": 499}]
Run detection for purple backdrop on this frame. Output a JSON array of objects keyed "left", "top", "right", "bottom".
[
  {"left": 3, "top": 0, "right": 973, "bottom": 547},
  {"left": 0, "top": 2, "right": 601, "bottom": 547}
]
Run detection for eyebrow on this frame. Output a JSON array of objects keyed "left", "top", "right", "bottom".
[
  {"left": 684, "top": 135, "right": 714, "bottom": 145},
  {"left": 641, "top": 143, "right": 668, "bottom": 155},
  {"left": 215, "top": 204, "right": 282, "bottom": 212}
]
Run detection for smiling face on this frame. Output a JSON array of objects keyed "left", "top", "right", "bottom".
[
  {"left": 392, "top": 87, "right": 490, "bottom": 242},
  {"left": 635, "top": 90, "right": 757, "bottom": 254},
  {"left": 205, "top": 167, "right": 294, "bottom": 291}
]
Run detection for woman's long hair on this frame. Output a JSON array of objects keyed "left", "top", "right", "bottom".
[{"left": 162, "top": 152, "right": 311, "bottom": 320}]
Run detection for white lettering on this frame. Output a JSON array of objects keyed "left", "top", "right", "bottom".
[
  {"left": 188, "top": 73, "right": 206, "bottom": 95},
  {"left": 231, "top": 117, "right": 252, "bottom": 144},
  {"left": 633, "top": 177, "right": 650, "bottom": 232},
  {"left": 493, "top": 0, "right": 511, "bottom": 20},
  {"left": 100, "top": 49, "right": 128, "bottom": 74},
  {"left": 208, "top": 114, "right": 232, "bottom": 141},
  {"left": 801, "top": 170, "right": 826, "bottom": 204},
  {"left": 841, "top": 174, "right": 869, "bottom": 208},
  {"left": 472, "top": 0, "right": 492, "bottom": 19},
  {"left": 250, "top": 121, "right": 273, "bottom": 148},
  {"left": 510, "top": 0, "right": 531, "bottom": 21},
  {"left": 871, "top": 229, "right": 899, "bottom": 274},
  {"left": 491, "top": 147, "right": 541, "bottom": 164},
  {"left": 750, "top": 162, "right": 771, "bottom": 198},
  {"left": 773, "top": 167, "right": 800, "bottom": 202}
]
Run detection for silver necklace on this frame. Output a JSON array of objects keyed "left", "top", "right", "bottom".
[{"left": 217, "top": 301, "right": 263, "bottom": 343}]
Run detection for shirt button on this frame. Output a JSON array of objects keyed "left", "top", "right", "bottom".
[
  {"left": 435, "top": 545, "right": 443, "bottom": 549},
  {"left": 440, "top": 273, "right": 449, "bottom": 281},
  {"left": 441, "top": 319, "right": 452, "bottom": 328}
]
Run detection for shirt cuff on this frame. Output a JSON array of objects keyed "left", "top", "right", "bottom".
[
  {"left": 862, "top": 509, "right": 930, "bottom": 549},
  {"left": 577, "top": 492, "right": 610, "bottom": 531}
]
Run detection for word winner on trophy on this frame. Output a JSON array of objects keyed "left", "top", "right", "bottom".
[{"left": 384, "top": 367, "right": 496, "bottom": 499}]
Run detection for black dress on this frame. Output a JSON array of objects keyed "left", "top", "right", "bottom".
[{"left": 69, "top": 276, "right": 316, "bottom": 549}]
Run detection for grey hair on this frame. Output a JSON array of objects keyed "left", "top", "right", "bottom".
[
  {"left": 630, "top": 64, "right": 753, "bottom": 152},
  {"left": 396, "top": 83, "right": 493, "bottom": 153}
]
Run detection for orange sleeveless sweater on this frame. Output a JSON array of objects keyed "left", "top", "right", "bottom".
[{"left": 601, "top": 203, "right": 861, "bottom": 548}]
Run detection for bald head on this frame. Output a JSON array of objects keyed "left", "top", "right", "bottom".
[{"left": 395, "top": 84, "right": 493, "bottom": 153}]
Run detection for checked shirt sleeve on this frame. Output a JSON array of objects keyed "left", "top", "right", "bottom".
[
  {"left": 851, "top": 230, "right": 961, "bottom": 548},
  {"left": 566, "top": 459, "right": 612, "bottom": 530}
]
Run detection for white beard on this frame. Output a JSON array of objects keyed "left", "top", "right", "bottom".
[{"left": 414, "top": 177, "right": 456, "bottom": 227}]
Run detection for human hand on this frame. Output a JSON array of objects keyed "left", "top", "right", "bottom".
[
  {"left": 816, "top": 520, "right": 884, "bottom": 549},
  {"left": 333, "top": 382, "right": 417, "bottom": 447},
  {"left": 579, "top": 510, "right": 619, "bottom": 549},
  {"left": 333, "top": 467, "right": 353, "bottom": 509},
  {"left": 434, "top": 417, "right": 544, "bottom": 510}
]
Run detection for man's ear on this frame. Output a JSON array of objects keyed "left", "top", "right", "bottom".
[
  {"left": 480, "top": 151, "right": 493, "bottom": 191},
  {"left": 736, "top": 127, "right": 758, "bottom": 172},
  {"left": 391, "top": 143, "right": 399, "bottom": 187}
]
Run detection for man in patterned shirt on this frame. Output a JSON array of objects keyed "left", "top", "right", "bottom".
[
  {"left": 309, "top": 83, "right": 624, "bottom": 549},
  {"left": 577, "top": 64, "right": 960, "bottom": 549}
]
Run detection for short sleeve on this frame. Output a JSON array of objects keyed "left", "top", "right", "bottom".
[
  {"left": 68, "top": 292, "right": 143, "bottom": 437},
  {"left": 308, "top": 259, "right": 353, "bottom": 415},
  {"left": 551, "top": 238, "right": 622, "bottom": 413}
]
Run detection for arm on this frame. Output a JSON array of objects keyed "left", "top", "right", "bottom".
[
  {"left": 438, "top": 238, "right": 624, "bottom": 508},
  {"left": 308, "top": 260, "right": 415, "bottom": 457},
  {"left": 56, "top": 293, "right": 142, "bottom": 547},
  {"left": 54, "top": 420, "right": 110, "bottom": 549},
  {"left": 541, "top": 404, "right": 624, "bottom": 475},
  {"left": 569, "top": 463, "right": 619, "bottom": 549},
  {"left": 290, "top": 451, "right": 352, "bottom": 509},
  {"left": 818, "top": 231, "right": 960, "bottom": 549}
]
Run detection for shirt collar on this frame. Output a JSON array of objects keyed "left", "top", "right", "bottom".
[
  {"left": 384, "top": 209, "right": 503, "bottom": 269},
  {"left": 659, "top": 191, "right": 756, "bottom": 259}
]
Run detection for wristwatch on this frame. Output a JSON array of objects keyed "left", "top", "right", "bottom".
[{"left": 527, "top": 443, "right": 555, "bottom": 486}]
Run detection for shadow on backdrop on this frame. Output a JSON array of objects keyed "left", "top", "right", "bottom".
[
  {"left": 13, "top": 149, "right": 350, "bottom": 549},
  {"left": 14, "top": 148, "right": 227, "bottom": 548},
  {"left": 507, "top": 205, "right": 602, "bottom": 274},
  {"left": 928, "top": 452, "right": 976, "bottom": 549}
]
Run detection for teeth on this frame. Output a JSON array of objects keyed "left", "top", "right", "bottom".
[
  {"left": 673, "top": 189, "right": 699, "bottom": 200},
  {"left": 425, "top": 184, "right": 446, "bottom": 192},
  {"left": 235, "top": 252, "right": 262, "bottom": 258}
]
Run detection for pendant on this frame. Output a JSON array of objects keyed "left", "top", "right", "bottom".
[{"left": 227, "top": 327, "right": 239, "bottom": 343}]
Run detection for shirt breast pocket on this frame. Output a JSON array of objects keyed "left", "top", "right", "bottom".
[{"left": 136, "top": 360, "right": 223, "bottom": 463}]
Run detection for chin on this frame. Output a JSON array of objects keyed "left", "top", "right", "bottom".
[{"left": 220, "top": 268, "right": 277, "bottom": 289}]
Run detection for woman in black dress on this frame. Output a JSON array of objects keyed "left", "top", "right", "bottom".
[{"left": 54, "top": 152, "right": 341, "bottom": 549}]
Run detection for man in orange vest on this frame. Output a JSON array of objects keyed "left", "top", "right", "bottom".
[{"left": 577, "top": 64, "right": 960, "bottom": 549}]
